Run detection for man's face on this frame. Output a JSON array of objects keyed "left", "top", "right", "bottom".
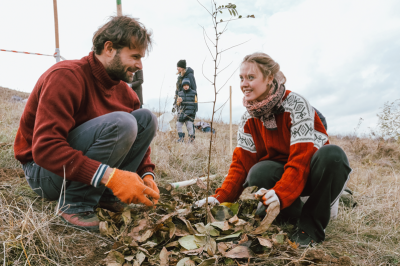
[
  {"left": 183, "top": 84, "right": 189, "bottom": 90},
  {"left": 106, "top": 45, "right": 145, "bottom": 83}
]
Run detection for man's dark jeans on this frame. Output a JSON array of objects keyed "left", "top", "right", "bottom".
[
  {"left": 23, "top": 109, "right": 157, "bottom": 214},
  {"left": 244, "top": 145, "right": 351, "bottom": 242}
]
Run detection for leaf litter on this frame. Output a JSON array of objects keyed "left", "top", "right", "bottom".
[{"left": 98, "top": 186, "right": 351, "bottom": 266}]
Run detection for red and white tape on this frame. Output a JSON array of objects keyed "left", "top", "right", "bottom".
[{"left": 0, "top": 49, "right": 66, "bottom": 60}]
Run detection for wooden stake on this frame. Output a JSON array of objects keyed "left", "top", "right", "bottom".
[
  {"left": 53, "top": 0, "right": 60, "bottom": 62},
  {"left": 116, "top": 0, "right": 122, "bottom": 16},
  {"left": 230, "top": 86, "right": 233, "bottom": 155}
]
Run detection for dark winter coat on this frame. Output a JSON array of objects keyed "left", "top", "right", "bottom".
[
  {"left": 131, "top": 70, "right": 143, "bottom": 105},
  {"left": 177, "top": 88, "right": 198, "bottom": 122}
]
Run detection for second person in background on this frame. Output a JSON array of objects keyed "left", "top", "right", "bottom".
[{"left": 176, "top": 78, "right": 198, "bottom": 143}]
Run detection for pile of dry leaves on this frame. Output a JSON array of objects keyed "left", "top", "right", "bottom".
[{"left": 97, "top": 186, "right": 351, "bottom": 266}]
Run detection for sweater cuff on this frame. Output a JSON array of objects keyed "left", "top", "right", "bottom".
[
  {"left": 91, "top": 164, "right": 109, "bottom": 187},
  {"left": 141, "top": 172, "right": 155, "bottom": 180},
  {"left": 75, "top": 158, "right": 101, "bottom": 185},
  {"left": 212, "top": 193, "right": 227, "bottom": 203},
  {"left": 137, "top": 166, "right": 154, "bottom": 178}
]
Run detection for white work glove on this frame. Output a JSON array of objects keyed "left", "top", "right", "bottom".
[
  {"left": 194, "top": 197, "right": 220, "bottom": 208},
  {"left": 255, "top": 188, "right": 280, "bottom": 206}
]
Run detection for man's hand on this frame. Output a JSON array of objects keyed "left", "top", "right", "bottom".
[
  {"left": 103, "top": 168, "right": 160, "bottom": 206},
  {"left": 194, "top": 197, "right": 220, "bottom": 208},
  {"left": 255, "top": 188, "right": 280, "bottom": 206},
  {"left": 143, "top": 175, "right": 160, "bottom": 205}
]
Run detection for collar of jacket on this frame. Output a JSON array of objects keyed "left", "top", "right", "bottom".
[{"left": 88, "top": 51, "right": 120, "bottom": 93}]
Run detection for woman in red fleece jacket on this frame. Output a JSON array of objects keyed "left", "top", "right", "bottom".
[{"left": 195, "top": 52, "right": 351, "bottom": 247}]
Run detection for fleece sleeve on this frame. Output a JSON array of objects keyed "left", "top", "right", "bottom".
[{"left": 32, "top": 69, "right": 100, "bottom": 185}]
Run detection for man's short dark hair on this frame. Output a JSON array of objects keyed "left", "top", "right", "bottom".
[{"left": 92, "top": 15, "right": 152, "bottom": 55}]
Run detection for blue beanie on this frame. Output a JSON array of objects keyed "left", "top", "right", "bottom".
[{"left": 182, "top": 78, "right": 190, "bottom": 87}]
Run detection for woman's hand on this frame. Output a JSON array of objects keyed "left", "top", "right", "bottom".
[
  {"left": 255, "top": 188, "right": 280, "bottom": 206},
  {"left": 177, "top": 97, "right": 183, "bottom": 103},
  {"left": 194, "top": 197, "right": 220, "bottom": 208}
]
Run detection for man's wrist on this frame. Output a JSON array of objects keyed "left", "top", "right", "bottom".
[{"left": 100, "top": 167, "right": 114, "bottom": 185}]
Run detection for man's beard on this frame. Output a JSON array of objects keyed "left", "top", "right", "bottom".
[{"left": 106, "top": 52, "right": 137, "bottom": 83}]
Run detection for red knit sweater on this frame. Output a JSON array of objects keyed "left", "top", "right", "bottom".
[
  {"left": 14, "top": 52, "right": 154, "bottom": 185},
  {"left": 213, "top": 90, "right": 329, "bottom": 209}
]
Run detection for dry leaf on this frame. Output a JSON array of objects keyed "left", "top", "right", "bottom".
[
  {"left": 178, "top": 217, "right": 198, "bottom": 235},
  {"left": 178, "top": 235, "right": 199, "bottom": 250},
  {"left": 136, "top": 252, "right": 146, "bottom": 265},
  {"left": 217, "top": 242, "right": 229, "bottom": 255},
  {"left": 139, "top": 229, "right": 153, "bottom": 243},
  {"left": 160, "top": 247, "right": 169, "bottom": 266},
  {"left": 166, "top": 221, "right": 176, "bottom": 238},
  {"left": 251, "top": 201, "right": 280, "bottom": 234},
  {"left": 177, "top": 257, "right": 196, "bottom": 266},
  {"left": 128, "top": 219, "right": 150, "bottom": 241},
  {"left": 196, "top": 177, "right": 207, "bottom": 190},
  {"left": 238, "top": 234, "right": 249, "bottom": 245},
  {"left": 165, "top": 241, "right": 180, "bottom": 248},
  {"left": 204, "top": 237, "right": 217, "bottom": 256},
  {"left": 104, "top": 250, "right": 125, "bottom": 266},
  {"left": 198, "top": 258, "right": 217, "bottom": 266},
  {"left": 181, "top": 247, "right": 204, "bottom": 255},
  {"left": 287, "top": 239, "right": 298, "bottom": 249},
  {"left": 257, "top": 237, "right": 273, "bottom": 248},
  {"left": 228, "top": 215, "right": 239, "bottom": 224},
  {"left": 225, "top": 246, "right": 255, "bottom": 259}
]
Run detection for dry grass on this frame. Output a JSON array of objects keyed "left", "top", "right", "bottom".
[{"left": 0, "top": 86, "right": 399, "bottom": 265}]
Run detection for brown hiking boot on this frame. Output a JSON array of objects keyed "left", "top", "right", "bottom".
[
  {"left": 99, "top": 201, "right": 128, "bottom": 213},
  {"left": 59, "top": 211, "right": 100, "bottom": 231}
]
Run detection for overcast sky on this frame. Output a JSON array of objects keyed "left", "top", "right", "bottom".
[{"left": 1, "top": 0, "right": 399, "bottom": 135}]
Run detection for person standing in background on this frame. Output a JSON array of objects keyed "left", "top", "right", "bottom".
[
  {"left": 131, "top": 70, "right": 144, "bottom": 108},
  {"left": 173, "top": 60, "right": 197, "bottom": 111}
]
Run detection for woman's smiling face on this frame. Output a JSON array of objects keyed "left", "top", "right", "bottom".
[{"left": 240, "top": 62, "right": 273, "bottom": 102}]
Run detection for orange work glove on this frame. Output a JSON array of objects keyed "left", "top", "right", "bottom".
[
  {"left": 143, "top": 175, "right": 160, "bottom": 205},
  {"left": 105, "top": 169, "right": 160, "bottom": 206}
]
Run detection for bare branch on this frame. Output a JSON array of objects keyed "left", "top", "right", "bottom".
[
  {"left": 202, "top": 28, "right": 215, "bottom": 60},
  {"left": 217, "top": 52, "right": 223, "bottom": 68},
  {"left": 214, "top": 96, "right": 230, "bottom": 113},
  {"left": 202, "top": 57, "right": 213, "bottom": 84},
  {"left": 199, "top": 25, "right": 215, "bottom": 46},
  {"left": 196, "top": 0, "right": 212, "bottom": 16},
  {"left": 217, "top": 65, "right": 240, "bottom": 93},
  {"left": 219, "top": 39, "right": 251, "bottom": 54},
  {"left": 217, "top": 61, "right": 233, "bottom": 75}
]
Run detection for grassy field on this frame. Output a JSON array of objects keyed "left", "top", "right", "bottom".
[{"left": 0, "top": 86, "right": 399, "bottom": 265}]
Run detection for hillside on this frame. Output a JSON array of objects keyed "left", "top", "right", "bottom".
[{"left": 0, "top": 86, "right": 399, "bottom": 265}]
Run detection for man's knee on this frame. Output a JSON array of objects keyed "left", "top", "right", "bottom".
[
  {"left": 131, "top": 109, "right": 157, "bottom": 134},
  {"left": 245, "top": 161, "right": 285, "bottom": 189},
  {"left": 111, "top": 111, "right": 138, "bottom": 134}
]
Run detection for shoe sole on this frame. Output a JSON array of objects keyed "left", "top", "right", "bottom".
[{"left": 59, "top": 216, "right": 99, "bottom": 232}]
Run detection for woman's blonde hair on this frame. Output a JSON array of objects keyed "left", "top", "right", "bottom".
[{"left": 242, "top": 52, "right": 286, "bottom": 85}]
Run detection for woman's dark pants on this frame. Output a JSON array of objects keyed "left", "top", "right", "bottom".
[
  {"left": 244, "top": 145, "right": 351, "bottom": 242},
  {"left": 22, "top": 109, "right": 157, "bottom": 214}
]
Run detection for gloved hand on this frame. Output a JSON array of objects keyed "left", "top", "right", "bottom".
[
  {"left": 105, "top": 169, "right": 160, "bottom": 206},
  {"left": 194, "top": 197, "right": 220, "bottom": 208},
  {"left": 255, "top": 188, "right": 280, "bottom": 206},
  {"left": 143, "top": 175, "right": 160, "bottom": 205}
]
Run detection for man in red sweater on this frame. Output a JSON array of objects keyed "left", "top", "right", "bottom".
[{"left": 14, "top": 16, "right": 160, "bottom": 231}]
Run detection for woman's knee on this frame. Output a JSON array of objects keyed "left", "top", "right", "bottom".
[
  {"left": 245, "top": 161, "right": 285, "bottom": 189},
  {"left": 315, "top": 145, "right": 348, "bottom": 165}
]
